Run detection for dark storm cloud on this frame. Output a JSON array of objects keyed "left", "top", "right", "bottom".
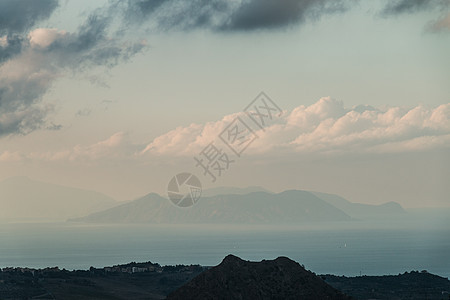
[
  {"left": 120, "top": 0, "right": 354, "bottom": 31},
  {"left": 0, "top": 0, "right": 59, "bottom": 35}
]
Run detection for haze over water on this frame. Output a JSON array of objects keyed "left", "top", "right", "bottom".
[{"left": 1, "top": 212, "right": 449, "bottom": 278}]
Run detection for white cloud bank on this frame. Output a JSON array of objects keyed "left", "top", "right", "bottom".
[
  {"left": 142, "top": 97, "right": 450, "bottom": 157},
  {"left": 1, "top": 97, "right": 449, "bottom": 163}
]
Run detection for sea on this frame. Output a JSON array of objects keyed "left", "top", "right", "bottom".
[{"left": 1, "top": 212, "right": 449, "bottom": 278}]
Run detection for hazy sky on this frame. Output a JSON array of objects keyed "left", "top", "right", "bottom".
[{"left": 0, "top": 0, "right": 449, "bottom": 207}]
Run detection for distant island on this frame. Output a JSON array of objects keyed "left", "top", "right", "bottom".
[
  {"left": 70, "top": 189, "right": 406, "bottom": 224},
  {"left": 1, "top": 256, "right": 448, "bottom": 299},
  {"left": 0, "top": 177, "right": 406, "bottom": 223}
]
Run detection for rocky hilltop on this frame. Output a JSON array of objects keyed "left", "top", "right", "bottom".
[{"left": 167, "top": 255, "right": 351, "bottom": 300}]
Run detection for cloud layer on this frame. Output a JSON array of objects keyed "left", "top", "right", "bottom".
[
  {"left": 381, "top": 0, "right": 450, "bottom": 33},
  {"left": 0, "top": 2, "right": 145, "bottom": 137},
  {"left": 1, "top": 0, "right": 448, "bottom": 137},
  {"left": 141, "top": 98, "right": 450, "bottom": 158},
  {"left": 381, "top": 0, "right": 449, "bottom": 16},
  {"left": 120, "top": 0, "right": 354, "bottom": 31},
  {"left": 120, "top": 0, "right": 450, "bottom": 33},
  {"left": 4, "top": 98, "right": 447, "bottom": 164},
  {"left": 0, "top": 0, "right": 58, "bottom": 35}
]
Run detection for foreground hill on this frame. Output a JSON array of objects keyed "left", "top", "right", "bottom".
[
  {"left": 2, "top": 257, "right": 448, "bottom": 299},
  {"left": 324, "top": 271, "right": 450, "bottom": 300},
  {"left": 167, "top": 255, "right": 351, "bottom": 300},
  {"left": 0, "top": 176, "right": 117, "bottom": 222},
  {"left": 70, "top": 190, "right": 352, "bottom": 223}
]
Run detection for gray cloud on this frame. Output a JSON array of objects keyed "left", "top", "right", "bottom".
[
  {"left": 0, "top": 105, "right": 53, "bottom": 136},
  {"left": 380, "top": 0, "right": 450, "bottom": 34},
  {"left": 120, "top": 0, "right": 354, "bottom": 32},
  {"left": 220, "top": 0, "right": 352, "bottom": 31},
  {"left": 121, "top": 0, "right": 450, "bottom": 33},
  {"left": 0, "top": 35, "right": 23, "bottom": 65},
  {"left": 381, "top": 0, "right": 449, "bottom": 15},
  {"left": 0, "top": 0, "right": 59, "bottom": 35},
  {"left": 0, "top": 4, "right": 146, "bottom": 137},
  {"left": 426, "top": 13, "right": 450, "bottom": 33},
  {"left": 46, "top": 14, "right": 146, "bottom": 69},
  {"left": 0, "top": 59, "right": 57, "bottom": 136},
  {"left": 76, "top": 108, "right": 92, "bottom": 117}
]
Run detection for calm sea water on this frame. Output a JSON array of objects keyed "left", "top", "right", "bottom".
[{"left": 1, "top": 218, "right": 449, "bottom": 278}]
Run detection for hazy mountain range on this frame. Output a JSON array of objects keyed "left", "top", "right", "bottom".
[
  {"left": 71, "top": 187, "right": 405, "bottom": 224},
  {"left": 70, "top": 191, "right": 353, "bottom": 223},
  {"left": 310, "top": 191, "right": 406, "bottom": 219},
  {"left": 0, "top": 177, "right": 405, "bottom": 223}
]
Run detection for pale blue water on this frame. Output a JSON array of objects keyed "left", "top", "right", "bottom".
[{"left": 1, "top": 219, "right": 449, "bottom": 278}]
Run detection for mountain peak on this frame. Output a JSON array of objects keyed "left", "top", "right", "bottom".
[
  {"left": 221, "top": 254, "right": 244, "bottom": 264},
  {"left": 167, "top": 255, "right": 351, "bottom": 299},
  {"left": 145, "top": 192, "right": 164, "bottom": 199}
]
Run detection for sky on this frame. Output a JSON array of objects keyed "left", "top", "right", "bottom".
[{"left": 0, "top": 0, "right": 449, "bottom": 208}]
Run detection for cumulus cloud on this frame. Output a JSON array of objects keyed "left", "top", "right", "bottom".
[
  {"left": 3, "top": 98, "right": 449, "bottom": 163},
  {"left": 141, "top": 98, "right": 450, "bottom": 157},
  {"left": 0, "top": 4, "right": 146, "bottom": 137},
  {"left": 141, "top": 113, "right": 244, "bottom": 156},
  {"left": 68, "top": 131, "right": 139, "bottom": 161}
]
